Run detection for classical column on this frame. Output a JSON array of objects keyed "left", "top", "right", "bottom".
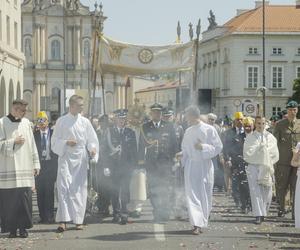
[
  {"left": 40, "top": 25, "right": 46, "bottom": 64},
  {"left": 67, "top": 26, "right": 73, "bottom": 64},
  {"left": 75, "top": 25, "right": 81, "bottom": 65},
  {"left": 36, "top": 24, "right": 41, "bottom": 64},
  {"left": 33, "top": 81, "right": 41, "bottom": 117}
]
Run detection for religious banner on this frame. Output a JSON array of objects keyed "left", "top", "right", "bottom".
[{"left": 97, "top": 36, "right": 194, "bottom": 75}]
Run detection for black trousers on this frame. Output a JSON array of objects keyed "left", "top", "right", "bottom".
[
  {"left": 232, "top": 164, "right": 251, "bottom": 209},
  {"left": 147, "top": 160, "right": 172, "bottom": 221},
  {"left": 35, "top": 160, "right": 57, "bottom": 222},
  {"left": 111, "top": 172, "right": 131, "bottom": 218},
  {"left": 0, "top": 187, "right": 33, "bottom": 233},
  {"left": 93, "top": 165, "right": 111, "bottom": 214}
]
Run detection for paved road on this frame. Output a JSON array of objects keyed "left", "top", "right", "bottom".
[{"left": 1, "top": 192, "right": 300, "bottom": 250}]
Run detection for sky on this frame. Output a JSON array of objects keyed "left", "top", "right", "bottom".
[{"left": 80, "top": 0, "right": 296, "bottom": 45}]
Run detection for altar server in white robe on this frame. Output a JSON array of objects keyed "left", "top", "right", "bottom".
[
  {"left": 181, "top": 106, "right": 223, "bottom": 235},
  {"left": 243, "top": 116, "right": 279, "bottom": 225},
  {"left": 51, "top": 95, "right": 99, "bottom": 232}
]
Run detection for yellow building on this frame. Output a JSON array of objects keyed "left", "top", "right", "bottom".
[{"left": 135, "top": 80, "right": 189, "bottom": 112}]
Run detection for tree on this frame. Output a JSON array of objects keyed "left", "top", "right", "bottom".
[{"left": 289, "top": 78, "right": 300, "bottom": 118}]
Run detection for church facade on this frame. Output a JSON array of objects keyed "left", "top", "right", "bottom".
[
  {"left": 0, "top": 0, "right": 25, "bottom": 117},
  {"left": 21, "top": 0, "right": 106, "bottom": 120}
]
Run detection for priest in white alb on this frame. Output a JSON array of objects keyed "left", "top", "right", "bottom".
[
  {"left": 181, "top": 106, "right": 223, "bottom": 235},
  {"left": 243, "top": 116, "right": 279, "bottom": 225},
  {"left": 0, "top": 100, "right": 40, "bottom": 238},
  {"left": 51, "top": 95, "right": 99, "bottom": 232}
]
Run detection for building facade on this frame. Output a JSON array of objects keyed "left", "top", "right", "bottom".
[
  {"left": 0, "top": 0, "right": 25, "bottom": 117},
  {"left": 21, "top": 0, "right": 105, "bottom": 120},
  {"left": 197, "top": 1, "right": 300, "bottom": 118}
]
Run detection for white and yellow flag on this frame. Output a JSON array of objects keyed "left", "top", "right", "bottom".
[{"left": 98, "top": 36, "right": 194, "bottom": 75}]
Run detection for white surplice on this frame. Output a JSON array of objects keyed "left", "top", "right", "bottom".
[
  {"left": 51, "top": 113, "right": 99, "bottom": 224},
  {"left": 243, "top": 131, "right": 279, "bottom": 217},
  {"left": 0, "top": 116, "right": 40, "bottom": 188},
  {"left": 181, "top": 122, "right": 223, "bottom": 228}
]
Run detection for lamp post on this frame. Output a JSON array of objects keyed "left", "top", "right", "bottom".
[
  {"left": 262, "top": 0, "right": 266, "bottom": 116},
  {"left": 190, "top": 19, "right": 201, "bottom": 104},
  {"left": 177, "top": 21, "right": 183, "bottom": 111}
]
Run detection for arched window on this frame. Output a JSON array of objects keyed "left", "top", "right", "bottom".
[
  {"left": 51, "top": 40, "right": 61, "bottom": 60},
  {"left": 83, "top": 40, "right": 90, "bottom": 69},
  {"left": 83, "top": 40, "right": 90, "bottom": 57},
  {"left": 0, "top": 77, "right": 6, "bottom": 117},
  {"left": 24, "top": 38, "right": 32, "bottom": 57}
]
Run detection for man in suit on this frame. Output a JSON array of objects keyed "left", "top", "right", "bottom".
[
  {"left": 273, "top": 101, "right": 300, "bottom": 217},
  {"left": 34, "top": 111, "right": 58, "bottom": 224},
  {"left": 223, "top": 112, "right": 251, "bottom": 213},
  {"left": 139, "top": 103, "right": 178, "bottom": 222},
  {"left": 105, "top": 109, "right": 137, "bottom": 225}
]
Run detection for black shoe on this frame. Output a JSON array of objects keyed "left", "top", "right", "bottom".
[
  {"left": 8, "top": 231, "right": 17, "bottom": 238},
  {"left": 19, "top": 229, "right": 28, "bottom": 238},
  {"left": 254, "top": 216, "right": 262, "bottom": 225},
  {"left": 120, "top": 217, "right": 128, "bottom": 225},
  {"left": 112, "top": 216, "right": 121, "bottom": 223}
]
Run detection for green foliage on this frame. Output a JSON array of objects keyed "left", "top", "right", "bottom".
[{"left": 289, "top": 78, "right": 300, "bottom": 118}]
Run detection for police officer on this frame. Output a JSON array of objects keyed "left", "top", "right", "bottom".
[
  {"left": 274, "top": 101, "right": 300, "bottom": 218},
  {"left": 34, "top": 111, "right": 58, "bottom": 224},
  {"left": 139, "top": 103, "right": 178, "bottom": 222},
  {"left": 105, "top": 109, "right": 137, "bottom": 225}
]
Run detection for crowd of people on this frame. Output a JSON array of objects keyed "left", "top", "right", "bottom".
[{"left": 0, "top": 95, "right": 300, "bottom": 238}]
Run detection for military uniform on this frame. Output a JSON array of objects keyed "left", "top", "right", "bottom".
[
  {"left": 105, "top": 110, "right": 137, "bottom": 224},
  {"left": 273, "top": 116, "right": 300, "bottom": 216},
  {"left": 139, "top": 104, "right": 178, "bottom": 222}
]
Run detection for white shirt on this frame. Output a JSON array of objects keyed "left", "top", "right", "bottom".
[{"left": 40, "top": 128, "right": 51, "bottom": 160}]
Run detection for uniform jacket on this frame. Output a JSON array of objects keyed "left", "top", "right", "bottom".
[
  {"left": 138, "top": 120, "right": 178, "bottom": 163},
  {"left": 222, "top": 127, "right": 246, "bottom": 167},
  {"left": 106, "top": 126, "right": 137, "bottom": 175},
  {"left": 273, "top": 118, "right": 300, "bottom": 165}
]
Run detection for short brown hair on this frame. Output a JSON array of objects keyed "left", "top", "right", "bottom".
[
  {"left": 12, "top": 99, "right": 28, "bottom": 106},
  {"left": 69, "top": 95, "right": 84, "bottom": 106}
]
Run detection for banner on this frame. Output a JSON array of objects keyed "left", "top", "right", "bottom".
[{"left": 97, "top": 36, "right": 194, "bottom": 75}]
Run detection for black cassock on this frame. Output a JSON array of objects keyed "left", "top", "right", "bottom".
[{"left": 0, "top": 187, "right": 33, "bottom": 233}]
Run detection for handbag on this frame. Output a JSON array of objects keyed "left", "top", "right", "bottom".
[{"left": 291, "top": 149, "right": 300, "bottom": 167}]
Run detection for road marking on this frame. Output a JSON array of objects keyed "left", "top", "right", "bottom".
[{"left": 153, "top": 223, "right": 166, "bottom": 242}]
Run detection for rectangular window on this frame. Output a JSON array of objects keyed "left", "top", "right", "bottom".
[
  {"left": 272, "top": 47, "right": 283, "bottom": 55},
  {"left": 14, "top": 22, "right": 17, "bottom": 49},
  {"left": 272, "top": 66, "right": 283, "bottom": 88},
  {"left": 6, "top": 16, "right": 10, "bottom": 45},
  {"left": 247, "top": 66, "right": 259, "bottom": 88},
  {"left": 249, "top": 47, "right": 258, "bottom": 55},
  {"left": 297, "top": 67, "right": 300, "bottom": 79},
  {"left": 272, "top": 107, "right": 281, "bottom": 116}
]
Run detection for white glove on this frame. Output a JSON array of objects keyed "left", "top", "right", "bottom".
[{"left": 104, "top": 168, "right": 111, "bottom": 177}]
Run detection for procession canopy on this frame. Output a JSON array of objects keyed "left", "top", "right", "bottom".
[{"left": 97, "top": 36, "right": 194, "bottom": 75}]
